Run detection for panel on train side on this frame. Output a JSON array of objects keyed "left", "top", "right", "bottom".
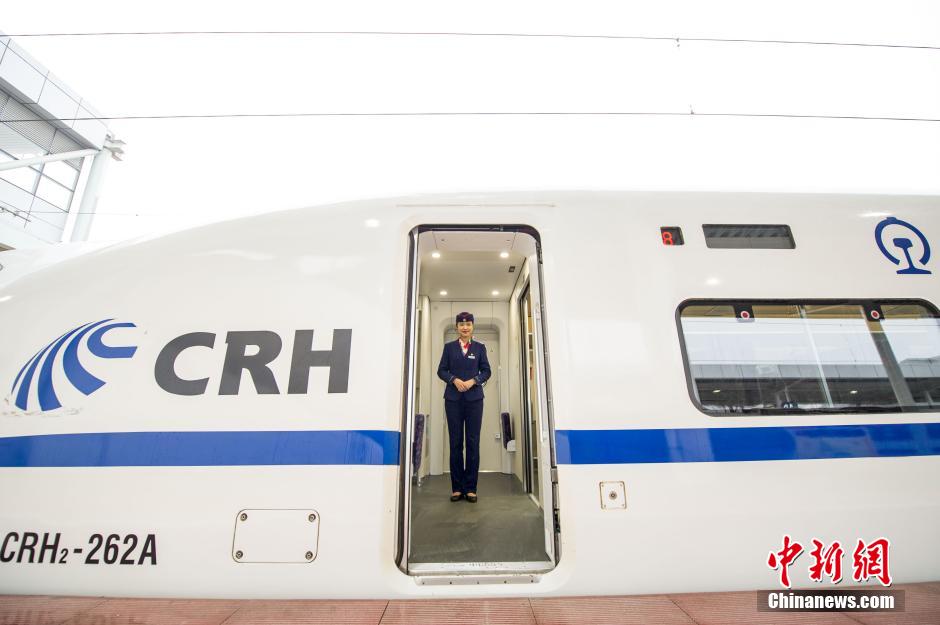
[
  {"left": 544, "top": 192, "right": 940, "bottom": 593},
  {"left": 0, "top": 203, "right": 408, "bottom": 598}
]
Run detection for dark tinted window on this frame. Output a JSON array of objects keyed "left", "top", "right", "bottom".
[
  {"left": 703, "top": 224, "right": 795, "bottom": 249},
  {"left": 679, "top": 300, "right": 940, "bottom": 415}
]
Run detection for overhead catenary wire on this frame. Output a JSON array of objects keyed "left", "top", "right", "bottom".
[
  {"left": 0, "top": 32, "right": 933, "bottom": 224},
  {"left": 27, "top": 210, "right": 166, "bottom": 216},
  {"left": 0, "top": 197, "right": 76, "bottom": 228},
  {"left": 0, "top": 186, "right": 152, "bottom": 220},
  {"left": 1, "top": 201, "right": 190, "bottom": 218},
  {"left": 3, "top": 111, "right": 940, "bottom": 124},
  {"left": 0, "top": 199, "right": 30, "bottom": 222},
  {"left": 4, "top": 29, "right": 940, "bottom": 52},
  {"left": 2, "top": 30, "right": 936, "bottom": 125}
]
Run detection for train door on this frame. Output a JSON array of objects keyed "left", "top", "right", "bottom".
[
  {"left": 398, "top": 225, "right": 558, "bottom": 578},
  {"left": 518, "top": 270, "right": 557, "bottom": 559}
]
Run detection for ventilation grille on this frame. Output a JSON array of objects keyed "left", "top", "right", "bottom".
[
  {"left": 51, "top": 129, "right": 83, "bottom": 170},
  {"left": 703, "top": 224, "right": 795, "bottom": 249},
  {"left": 0, "top": 97, "right": 55, "bottom": 151}
]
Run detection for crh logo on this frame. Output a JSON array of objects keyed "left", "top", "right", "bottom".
[
  {"left": 875, "top": 216, "right": 931, "bottom": 275},
  {"left": 154, "top": 330, "right": 351, "bottom": 395},
  {"left": 10, "top": 320, "right": 137, "bottom": 411}
]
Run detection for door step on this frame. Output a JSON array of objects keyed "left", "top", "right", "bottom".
[{"left": 410, "top": 561, "right": 553, "bottom": 577}]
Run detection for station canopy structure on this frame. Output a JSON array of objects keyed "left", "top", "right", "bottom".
[{"left": 0, "top": 30, "right": 121, "bottom": 250}]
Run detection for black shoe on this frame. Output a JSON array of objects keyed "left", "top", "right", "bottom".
[
  {"left": 466, "top": 493, "right": 478, "bottom": 503},
  {"left": 450, "top": 493, "right": 464, "bottom": 502}
]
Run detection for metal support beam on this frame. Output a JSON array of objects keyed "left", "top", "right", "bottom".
[
  {"left": 0, "top": 149, "right": 98, "bottom": 171},
  {"left": 69, "top": 149, "right": 110, "bottom": 242},
  {"left": 69, "top": 135, "right": 125, "bottom": 242}
]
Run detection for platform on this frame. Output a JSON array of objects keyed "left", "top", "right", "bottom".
[{"left": 2, "top": 583, "right": 938, "bottom": 625}]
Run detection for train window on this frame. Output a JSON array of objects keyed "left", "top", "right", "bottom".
[{"left": 678, "top": 300, "right": 940, "bottom": 415}]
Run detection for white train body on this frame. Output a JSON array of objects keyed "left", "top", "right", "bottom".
[{"left": 0, "top": 191, "right": 937, "bottom": 598}]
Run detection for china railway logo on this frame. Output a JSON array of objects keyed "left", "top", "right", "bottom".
[
  {"left": 874, "top": 216, "right": 931, "bottom": 275},
  {"left": 9, "top": 320, "right": 137, "bottom": 412}
]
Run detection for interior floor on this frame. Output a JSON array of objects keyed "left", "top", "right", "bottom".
[{"left": 409, "top": 473, "right": 548, "bottom": 564}]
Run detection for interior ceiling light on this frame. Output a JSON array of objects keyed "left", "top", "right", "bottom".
[
  {"left": 500, "top": 251, "right": 509, "bottom": 258},
  {"left": 491, "top": 290, "right": 499, "bottom": 296},
  {"left": 440, "top": 290, "right": 448, "bottom": 296},
  {"left": 431, "top": 251, "right": 441, "bottom": 258}
]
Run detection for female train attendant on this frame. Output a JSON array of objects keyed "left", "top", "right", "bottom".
[{"left": 437, "top": 312, "right": 492, "bottom": 503}]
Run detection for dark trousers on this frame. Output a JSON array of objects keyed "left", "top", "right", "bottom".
[{"left": 445, "top": 399, "right": 484, "bottom": 493}]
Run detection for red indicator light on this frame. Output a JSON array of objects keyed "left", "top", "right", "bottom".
[{"left": 661, "top": 227, "right": 684, "bottom": 246}]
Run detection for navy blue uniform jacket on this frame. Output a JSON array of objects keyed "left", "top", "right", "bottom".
[{"left": 437, "top": 339, "right": 492, "bottom": 401}]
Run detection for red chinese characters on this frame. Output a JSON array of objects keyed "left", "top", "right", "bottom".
[
  {"left": 767, "top": 535, "right": 804, "bottom": 588},
  {"left": 852, "top": 538, "right": 892, "bottom": 586},
  {"left": 768, "top": 535, "right": 891, "bottom": 588},
  {"left": 808, "top": 539, "right": 844, "bottom": 583}
]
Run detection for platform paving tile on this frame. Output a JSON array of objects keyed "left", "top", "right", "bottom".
[
  {"left": 529, "top": 595, "right": 695, "bottom": 625},
  {"left": 0, "top": 596, "right": 106, "bottom": 625},
  {"left": 668, "top": 590, "right": 861, "bottom": 625},
  {"left": 380, "top": 599, "right": 535, "bottom": 625},
  {"left": 224, "top": 600, "right": 388, "bottom": 625},
  {"left": 58, "top": 599, "right": 241, "bottom": 625},
  {"left": 916, "top": 582, "right": 940, "bottom": 596},
  {"left": 846, "top": 583, "right": 940, "bottom": 625},
  {"left": 5, "top": 587, "right": 940, "bottom": 625}
]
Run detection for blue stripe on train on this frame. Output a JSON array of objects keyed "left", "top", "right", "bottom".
[
  {"left": 0, "top": 430, "right": 400, "bottom": 467},
  {"left": 556, "top": 422, "right": 940, "bottom": 464},
  {"left": 0, "top": 423, "right": 938, "bottom": 467}
]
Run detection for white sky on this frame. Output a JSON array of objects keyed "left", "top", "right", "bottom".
[{"left": 4, "top": 0, "right": 940, "bottom": 242}]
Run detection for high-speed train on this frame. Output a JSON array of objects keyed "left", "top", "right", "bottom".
[{"left": 0, "top": 190, "right": 937, "bottom": 599}]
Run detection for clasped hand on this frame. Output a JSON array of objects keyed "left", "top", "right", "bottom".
[{"left": 453, "top": 378, "right": 476, "bottom": 392}]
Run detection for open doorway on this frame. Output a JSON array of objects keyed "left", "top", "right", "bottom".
[{"left": 399, "top": 226, "right": 558, "bottom": 576}]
